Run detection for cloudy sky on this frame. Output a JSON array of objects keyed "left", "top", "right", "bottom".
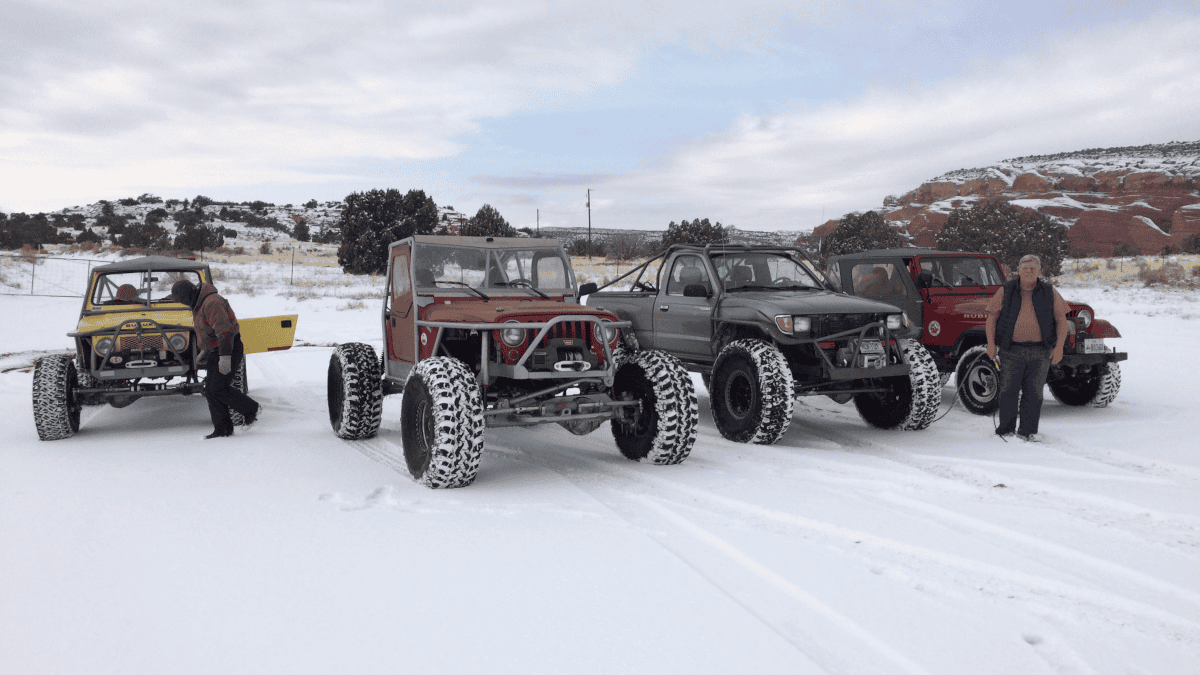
[{"left": 2, "top": 0, "right": 1198, "bottom": 232}]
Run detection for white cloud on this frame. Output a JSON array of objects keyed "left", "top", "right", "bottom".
[{"left": 597, "top": 12, "right": 1200, "bottom": 230}]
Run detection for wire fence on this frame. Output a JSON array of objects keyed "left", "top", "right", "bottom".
[{"left": 0, "top": 254, "right": 107, "bottom": 298}]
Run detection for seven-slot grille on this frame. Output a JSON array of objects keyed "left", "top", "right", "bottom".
[{"left": 538, "top": 320, "right": 591, "bottom": 347}]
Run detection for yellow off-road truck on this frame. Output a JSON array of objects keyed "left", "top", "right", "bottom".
[{"left": 32, "top": 255, "right": 297, "bottom": 440}]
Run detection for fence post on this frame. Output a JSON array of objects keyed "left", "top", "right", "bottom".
[{"left": 30, "top": 259, "right": 35, "bottom": 295}]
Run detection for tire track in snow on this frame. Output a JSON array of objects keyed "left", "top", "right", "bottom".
[{"left": 486, "top": 429, "right": 1200, "bottom": 647}]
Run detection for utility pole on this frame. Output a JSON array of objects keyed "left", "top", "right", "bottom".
[
  {"left": 586, "top": 189, "right": 592, "bottom": 260},
  {"left": 536, "top": 209, "right": 540, "bottom": 237}
]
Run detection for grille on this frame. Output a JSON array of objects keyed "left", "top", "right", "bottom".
[
  {"left": 813, "top": 314, "right": 880, "bottom": 337},
  {"left": 540, "top": 321, "right": 589, "bottom": 347},
  {"left": 118, "top": 334, "right": 164, "bottom": 351}
]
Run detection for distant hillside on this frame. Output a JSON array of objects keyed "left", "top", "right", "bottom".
[{"left": 814, "top": 140, "right": 1200, "bottom": 256}]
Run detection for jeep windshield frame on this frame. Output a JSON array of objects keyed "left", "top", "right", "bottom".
[
  {"left": 88, "top": 269, "right": 204, "bottom": 309},
  {"left": 412, "top": 240, "right": 576, "bottom": 294}
]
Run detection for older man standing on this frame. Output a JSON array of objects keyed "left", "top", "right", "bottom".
[
  {"left": 985, "top": 254, "right": 1070, "bottom": 442},
  {"left": 171, "top": 279, "right": 260, "bottom": 439}
]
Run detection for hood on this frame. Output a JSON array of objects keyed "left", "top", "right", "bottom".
[
  {"left": 425, "top": 298, "right": 617, "bottom": 324},
  {"left": 718, "top": 289, "right": 905, "bottom": 317}
]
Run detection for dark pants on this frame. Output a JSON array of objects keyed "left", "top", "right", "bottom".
[
  {"left": 205, "top": 336, "right": 259, "bottom": 434},
  {"left": 996, "top": 343, "right": 1051, "bottom": 436}
]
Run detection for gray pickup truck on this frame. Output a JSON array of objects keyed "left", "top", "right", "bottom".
[{"left": 581, "top": 244, "right": 941, "bottom": 444}]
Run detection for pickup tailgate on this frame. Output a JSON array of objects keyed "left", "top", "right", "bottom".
[{"left": 240, "top": 315, "right": 299, "bottom": 354}]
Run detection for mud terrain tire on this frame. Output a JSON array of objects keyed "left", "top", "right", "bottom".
[
  {"left": 401, "top": 357, "right": 485, "bottom": 488},
  {"left": 231, "top": 358, "right": 249, "bottom": 426},
  {"left": 327, "top": 343, "right": 383, "bottom": 440},
  {"left": 955, "top": 345, "right": 1000, "bottom": 416},
  {"left": 612, "top": 350, "right": 698, "bottom": 464},
  {"left": 1049, "top": 362, "right": 1121, "bottom": 408},
  {"left": 33, "top": 354, "right": 81, "bottom": 441},
  {"left": 854, "top": 340, "right": 940, "bottom": 430},
  {"left": 710, "top": 339, "right": 795, "bottom": 444}
]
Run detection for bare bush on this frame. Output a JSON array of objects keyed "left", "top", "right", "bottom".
[
  {"left": 606, "top": 231, "right": 649, "bottom": 261},
  {"left": 259, "top": 241, "right": 272, "bottom": 255},
  {"left": 1138, "top": 261, "right": 1186, "bottom": 286}
]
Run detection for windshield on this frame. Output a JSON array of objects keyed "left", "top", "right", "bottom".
[
  {"left": 413, "top": 244, "right": 574, "bottom": 291},
  {"left": 91, "top": 270, "right": 204, "bottom": 307},
  {"left": 920, "top": 256, "right": 1006, "bottom": 287},
  {"left": 711, "top": 252, "right": 824, "bottom": 291}
]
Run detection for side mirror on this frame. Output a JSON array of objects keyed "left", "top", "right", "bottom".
[
  {"left": 916, "top": 272, "right": 933, "bottom": 289},
  {"left": 683, "top": 284, "right": 710, "bottom": 298},
  {"left": 578, "top": 282, "right": 598, "bottom": 297}
]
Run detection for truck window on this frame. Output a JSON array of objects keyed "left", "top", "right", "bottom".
[
  {"left": 851, "top": 263, "right": 907, "bottom": 298},
  {"left": 392, "top": 253, "right": 411, "bottom": 297},
  {"left": 665, "top": 256, "right": 711, "bottom": 296},
  {"left": 920, "top": 257, "right": 1005, "bottom": 287},
  {"left": 826, "top": 262, "right": 842, "bottom": 290}
]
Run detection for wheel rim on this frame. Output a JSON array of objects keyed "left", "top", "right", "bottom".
[
  {"left": 965, "top": 360, "right": 997, "bottom": 403},
  {"left": 412, "top": 398, "right": 434, "bottom": 471},
  {"left": 723, "top": 370, "right": 756, "bottom": 421}
]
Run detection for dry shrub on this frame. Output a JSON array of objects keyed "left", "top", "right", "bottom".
[
  {"left": 216, "top": 246, "right": 246, "bottom": 255},
  {"left": 1105, "top": 258, "right": 1118, "bottom": 270},
  {"left": 1075, "top": 261, "right": 1099, "bottom": 273},
  {"left": 1138, "top": 261, "right": 1186, "bottom": 287},
  {"left": 19, "top": 244, "right": 40, "bottom": 263},
  {"left": 259, "top": 241, "right": 272, "bottom": 255}
]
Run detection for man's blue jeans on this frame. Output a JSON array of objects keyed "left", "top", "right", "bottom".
[{"left": 997, "top": 343, "right": 1051, "bottom": 436}]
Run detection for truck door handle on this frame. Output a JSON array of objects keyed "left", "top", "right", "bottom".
[{"left": 659, "top": 304, "right": 669, "bottom": 311}]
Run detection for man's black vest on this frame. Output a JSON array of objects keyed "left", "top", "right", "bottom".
[{"left": 996, "top": 278, "right": 1057, "bottom": 349}]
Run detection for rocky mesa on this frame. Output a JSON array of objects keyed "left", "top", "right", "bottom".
[{"left": 813, "top": 141, "right": 1200, "bottom": 256}]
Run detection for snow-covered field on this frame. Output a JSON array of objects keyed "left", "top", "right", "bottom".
[{"left": 2, "top": 267, "right": 1199, "bottom": 674}]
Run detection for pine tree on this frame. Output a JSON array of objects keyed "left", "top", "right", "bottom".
[
  {"left": 820, "top": 211, "right": 903, "bottom": 260},
  {"left": 935, "top": 200, "right": 1070, "bottom": 275},
  {"left": 660, "top": 218, "right": 728, "bottom": 249},
  {"left": 460, "top": 204, "right": 516, "bottom": 238},
  {"left": 336, "top": 189, "right": 438, "bottom": 275}
]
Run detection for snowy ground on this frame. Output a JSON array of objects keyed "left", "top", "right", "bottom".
[{"left": 2, "top": 276, "right": 1199, "bottom": 674}]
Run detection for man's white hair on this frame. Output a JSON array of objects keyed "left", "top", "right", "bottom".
[{"left": 1018, "top": 254, "right": 1042, "bottom": 268}]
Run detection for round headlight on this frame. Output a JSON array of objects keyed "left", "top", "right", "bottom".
[
  {"left": 94, "top": 337, "right": 114, "bottom": 356},
  {"left": 501, "top": 321, "right": 525, "bottom": 347},
  {"left": 1075, "top": 308, "right": 1093, "bottom": 329},
  {"left": 597, "top": 320, "right": 619, "bottom": 346},
  {"left": 168, "top": 333, "right": 189, "bottom": 352}
]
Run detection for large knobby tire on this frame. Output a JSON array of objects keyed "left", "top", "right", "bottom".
[
  {"left": 611, "top": 350, "right": 698, "bottom": 464},
  {"left": 230, "top": 358, "right": 249, "bottom": 426},
  {"left": 853, "top": 340, "right": 940, "bottom": 430},
  {"left": 33, "top": 354, "right": 81, "bottom": 441},
  {"left": 327, "top": 343, "right": 383, "bottom": 440},
  {"left": 710, "top": 339, "right": 795, "bottom": 444},
  {"left": 955, "top": 345, "right": 1000, "bottom": 416},
  {"left": 609, "top": 330, "right": 639, "bottom": 371},
  {"left": 401, "top": 357, "right": 485, "bottom": 488},
  {"left": 1049, "top": 362, "right": 1121, "bottom": 408}
]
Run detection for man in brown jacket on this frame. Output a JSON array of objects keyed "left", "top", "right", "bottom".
[{"left": 171, "top": 279, "right": 260, "bottom": 438}]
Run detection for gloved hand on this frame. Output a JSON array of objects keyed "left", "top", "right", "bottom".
[{"left": 219, "top": 355, "right": 232, "bottom": 375}]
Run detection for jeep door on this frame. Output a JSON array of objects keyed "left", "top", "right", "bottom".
[
  {"left": 385, "top": 245, "right": 416, "bottom": 381},
  {"left": 653, "top": 253, "right": 715, "bottom": 359}
]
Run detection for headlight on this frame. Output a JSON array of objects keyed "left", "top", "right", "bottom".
[
  {"left": 596, "top": 320, "right": 619, "bottom": 346},
  {"left": 1075, "top": 308, "right": 1093, "bottom": 329},
  {"left": 94, "top": 337, "right": 114, "bottom": 356},
  {"left": 775, "top": 315, "right": 811, "bottom": 335},
  {"left": 886, "top": 314, "right": 903, "bottom": 330},
  {"left": 168, "top": 333, "right": 189, "bottom": 352},
  {"left": 500, "top": 321, "right": 525, "bottom": 347}
]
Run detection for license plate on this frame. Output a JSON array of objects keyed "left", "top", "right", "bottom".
[
  {"left": 857, "top": 339, "right": 884, "bottom": 354},
  {"left": 1081, "top": 338, "right": 1107, "bottom": 354}
]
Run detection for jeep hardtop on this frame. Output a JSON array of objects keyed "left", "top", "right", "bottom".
[{"left": 825, "top": 248, "right": 1127, "bottom": 413}]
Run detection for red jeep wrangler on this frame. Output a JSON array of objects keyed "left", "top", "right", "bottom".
[
  {"left": 826, "top": 249, "right": 1127, "bottom": 415},
  {"left": 325, "top": 235, "right": 698, "bottom": 488}
]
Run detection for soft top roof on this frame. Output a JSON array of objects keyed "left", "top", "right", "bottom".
[
  {"left": 408, "top": 235, "right": 560, "bottom": 249},
  {"left": 92, "top": 255, "right": 208, "bottom": 273}
]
